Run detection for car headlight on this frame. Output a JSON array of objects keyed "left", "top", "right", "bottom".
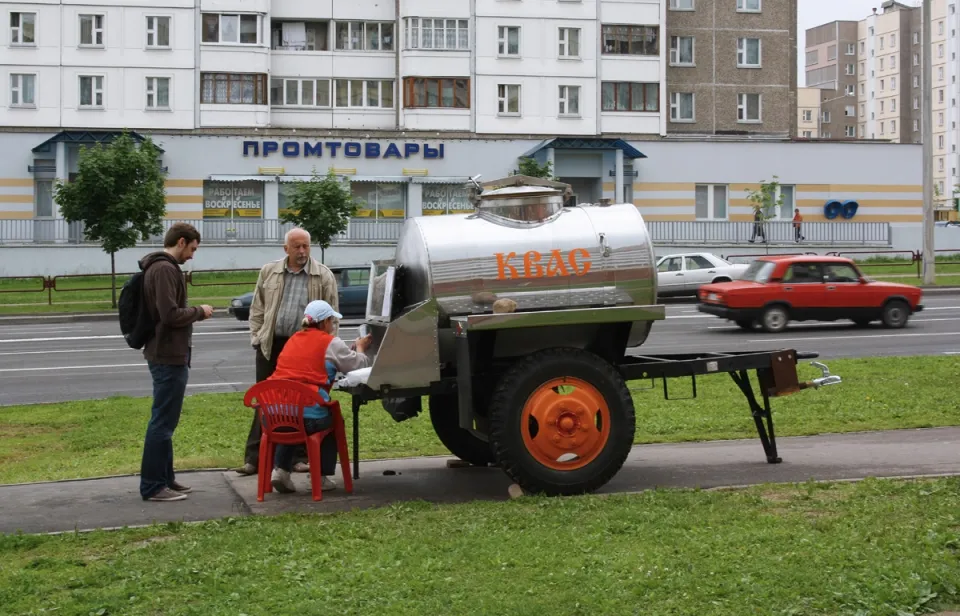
[{"left": 231, "top": 299, "right": 243, "bottom": 307}]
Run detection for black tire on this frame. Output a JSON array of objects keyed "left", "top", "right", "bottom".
[
  {"left": 735, "top": 319, "right": 754, "bottom": 331},
  {"left": 712, "top": 277, "right": 732, "bottom": 284},
  {"left": 428, "top": 393, "right": 496, "bottom": 467},
  {"left": 488, "top": 348, "right": 635, "bottom": 496},
  {"left": 851, "top": 318, "right": 872, "bottom": 327},
  {"left": 881, "top": 299, "right": 910, "bottom": 329},
  {"left": 760, "top": 304, "right": 790, "bottom": 333}
]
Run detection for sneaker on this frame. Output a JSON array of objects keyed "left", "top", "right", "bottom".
[
  {"left": 233, "top": 463, "right": 257, "bottom": 476},
  {"left": 293, "top": 462, "right": 310, "bottom": 473},
  {"left": 271, "top": 468, "right": 296, "bottom": 494},
  {"left": 147, "top": 487, "right": 187, "bottom": 502},
  {"left": 321, "top": 476, "right": 337, "bottom": 491},
  {"left": 169, "top": 480, "right": 192, "bottom": 494}
]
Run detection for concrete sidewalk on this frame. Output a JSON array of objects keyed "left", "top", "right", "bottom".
[{"left": 2, "top": 426, "right": 959, "bottom": 535}]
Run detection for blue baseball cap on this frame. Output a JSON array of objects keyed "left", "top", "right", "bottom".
[{"left": 303, "top": 300, "right": 342, "bottom": 324}]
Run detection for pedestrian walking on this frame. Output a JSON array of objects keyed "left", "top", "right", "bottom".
[
  {"left": 793, "top": 208, "right": 805, "bottom": 242},
  {"left": 233, "top": 228, "right": 341, "bottom": 477},
  {"left": 139, "top": 223, "right": 214, "bottom": 502},
  {"left": 749, "top": 207, "right": 767, "bottom": 243}
]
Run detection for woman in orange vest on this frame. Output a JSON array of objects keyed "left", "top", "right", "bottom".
[{"left": 268, "top": 299, "right": 372, "bottom": 494}]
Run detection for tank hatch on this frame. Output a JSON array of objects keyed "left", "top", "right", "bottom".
[{"left": 471, "top": 175, "right": 573, "bottom": 224}]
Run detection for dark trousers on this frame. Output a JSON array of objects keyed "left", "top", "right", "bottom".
[
  {"left": 794, "top": 225, "right": 803, "bottom": 241},
  {"left": 140, "top": 362, "right": 189, "bottom": 500},
  {"left": 244, "top": 336, "right": 307, "bottom": 467},
  {"left": 274, "top": 417, "right": 337, "bottom": 476},
  {"left": 751, "top": 222, "right": 766, "bottom": 242}
]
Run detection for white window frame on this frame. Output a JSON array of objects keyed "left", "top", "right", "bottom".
[
  {"left": 10, "top": 11, "right": 37, "bottom": 45},
  {"left": 694, "top": 184, "right": 728, "bottom": 220},
  {"left": 9, "top": 73, "right": 36, "bottom": 107},
  {"left": 765, "top": 185, "right": 796, "bottom": 220},
  {"left": 498, "top": 26, "right": 520, "bottom": 57},
  {"left": 845, "top": 84, "right": 855, "bottom": 96},
  {"left": 202, "top": 13, "right": 261, "bottom": 46},
  {"left": 145, "top": 76, "right": 170, "bottom": 110},
  {"left": 845, "top": 43, "right": 855, "bottom": 55},
  {"left": 79, "top": 14, "right": 105, "bottom": 47},
  {"left": 737, "top": 38, "right": 761, "bottom": 68},
  {"left": 271, "top": 78, "right": 332, "bottom": 108},
  {"left": 669, "top": 92, "right": 695, "bottom": 122},
  {"left": 737, "top": 93, "right": 762, "bottom": 123},
  {"left": 78, "top": 74, "right": 104, "bottom": 108},
  {"left": 845, "top": 63, "right": 855, "bottom": 75},
  {"left": 335, "top": 21, "right": 394, "bottom": 51},
  {"left": 844, "top": 105, "right": 855, "bottom": 117},
  {"left": 669, "top": 0, "right": 694, "bottom": 9},
  {"left": 497, "top": 83, "right": 521, "bottom": 115},
  {"left": 802, "top": 110, "right": 812, "bottom": 122},
  {"left": 404, "top": 18, "right": 469, "bottom": 51},
  {"left": 670, "top": 35, "right": 695, "bottom": 65},
  {"left": 333, "top": 79, "right": 394, "bottom": 108},
  {"left": 802, "top": 130, "right": 812, "bottom": 138},
  {"left": 736, "top": 0, "right": 761, "bottom": 12},
  {"left": 558, "top": 85, "right": 580, "bottom": 116},
  {"left": 145, "top": 15, "right": 171, "bottom": 49},
  {"left": 558, "top": 27, "right": 580, "bottom": 59},
  {"left": 845, "top": 126, "right": 856, "bottom": 137}
]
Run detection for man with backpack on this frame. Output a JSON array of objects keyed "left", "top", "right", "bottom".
[{"left": 135, "top": 223, "right": 213, "bottom": 502}]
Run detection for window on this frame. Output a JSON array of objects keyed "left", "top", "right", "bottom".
[
  {"left": 938, "top": 43, "right": 944, "bottom": 58},
  {"left": 822, "top": 110, "right": 831, "bottom": 123},
  {"left": 823, "top": 263, "right": 860, "bottom": 283},
  {"left": 802, "top": 130, "right": 812, "bottom": 138},
  {"left": 879, "top": 58, "right": 884, "bottom": 70},
  {"left": 890, "top": 120, "right": 896, "bottom": 132},
  {"left": 202, "top": 14, "right": 260, "bottom": 45},
  {"left": 405, "top": 18, "right": 468, "bottom": 50},
  {"left": 498, "top": 26, "right": 520, "bottom": 56},
  {"left": 891, "top": 76, "right": 897, "bottom": 89},
  {"left": 737, "top": 0, "right": 760, "bottom": 11},
  {"left": 914, "top": 119, "right": 920, "bottom": 131},
  {"left": 403, "top": 77, "right": 468, "bottom": 109},
  {"left": 558, "top": 27, "right": 580, "bottom": 57},
  {"left": 805, "top": 50, "right": 818, "bottom": 65},
  {"left": 827, "top": 44, "right": 837, "bottom": 60},
  {"left": 783, "top": 263, "right": 823, "bottom": 284},
  {"left": 146, "top": 16, "right": 170, "bottom": 48},
  {"left": 914, "top": 75, "right": 920, "bottom": 87},
  {"left": 860, "top": 41, "right": 865, "bottom": 54},
  {"left": 271, "top": 78, "right": 331, "bottom": 107},
  {"left": 846, "top": 84, "right": 855, "bottom": 96},
  {"left": 79, "top": 14, "right": 104, "bottom": 46},
  {"left": 860, "top": 103, "right": 865, "bottom": 117},
  {"left": 938, "top": 20, "right": 944, "bottom": 35},
  {"left": 601, "top": 25, "right": 659, "bottom": 56},
  {"left": 939, "top": 67, "right": 944, "bottom": 81},
  {"left": 200, "top": 72, "right": 268, "bottom": 104},
  {"left": 937, "top": 135, "right": 943, "bottom": 150},
  {"left": 802, "top": 110, "right": 812, "bottom": 122},
  {"left": 335, "top": 21, "right": 394, "bottom": 51},
  {"left": 939, "top": 158, "right": 945, "bottom": 172},
  {"left": 914, "top": 31, "right": 920, "bottom": 44},
  {"left": 145, "top": 77, "right": 169, "bottom": 109},
  {"left": 737, "top": 38, "right": 761, "bottom": 67},
  {"left": 737, "top": 93, "right": 761, "bottom": 122},
  {"left": 334, "top": 79, "right": 394, "bottom": 108},
  {"left": 890, "top": 54, "right": 896, "bottom": 69},
  {"left": 79, "top": 75, "right": 104, "bottom": 107},
  {"left": 845, "top": 126, "right": 856, "bottom": 137},
  {"left": 9, "top": 73, "right": 35, "bottom": 106},
  {"left": 695, "top": 184, "right": 727, "bottom": 219},
  {"left": 601, "top": 82, "right": 659, "bottom": 112},
  {"left": 890, "top": 33, "right": 896, "bottom": 47},
  {"left": 880, "top": 37, "right": 885, "bottom": 50},
  {"left": 914, "top": 96, "right": 919, "bottom": 109},
  {"left": 10, "top": 12, "right": 36, "bottom": 44},
  {"left": 845, "top": 63, "right": 854, "bottom": 75},
  {"left": 891, "top": 98, "right": 896, "bottom": 111},
  {"left": 669, "top": 0, "right": 694, "bottom": 8},
  {"left": 914, "top": 53, "right": 919, "bottom": 65},
  {"left": 939, "top": 112, "right": 944, "bottom": 126},
  {"left": 558, "top": 85, "right": 580, "bottom": 116},
  {"left": 670, "top": 36, "right": 694, "bottom": 65},
  {"left": 670, "top": 91, "right": 694, "bottom": 121},
  {"left": 271, "top": 20, "right": 329, "bottom": 51},
  {"left": 34, "top": 180, "right": 53, "bottom": 218},
  {"left": 939, "top": 89, "right": 945, "bottom": 103},
  {"left": 497, "top": 84, "right": 520, "bottom": 114},
  {"left": 352, "top": 183, "right": 406, "bottom": 219},
  {"left": 880, "top": 79, "right": 885, "bottom": 91},
  {"left": 846, "top": 43, "right": 855, "bottom": 55},
  {"left": 845, "top": 105, "right": 854, "bottom": 117}
]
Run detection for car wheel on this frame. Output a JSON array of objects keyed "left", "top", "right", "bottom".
[
  {"left": 735, "top": 319, "right": 754, "bottom": 331},
  {"left": 712, "top": 277, "right": 732, "bottom": 284},
  {"left": 760, "top": 305, "right": 789, "bottom": 333},
  {"left": 881, "top": 300, "right": 910, "bottom": 329}
]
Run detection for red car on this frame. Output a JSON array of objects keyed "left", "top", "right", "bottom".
[{"left": 696, "top": 255, "right": 924, "bottom": 333}]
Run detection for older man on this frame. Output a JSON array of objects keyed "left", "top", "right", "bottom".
[{"left": 234, "top": 228, "right": 340, "bottom": 476}]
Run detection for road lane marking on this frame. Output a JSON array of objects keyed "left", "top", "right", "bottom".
[
  {"left": 0, "top": 363, "right": 146, "bottom": 373},
  {"left": 0, "top": 326, "right": 360, "bottom": 345},
  {"left": 749, "top": 332, "right": 960, "bottom": 343},
  {"left": 0, "top": 348, "right": 131, "bottom": 357}
]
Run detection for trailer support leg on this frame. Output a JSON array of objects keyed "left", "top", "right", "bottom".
[
  {"left": 352, "top": 395, "right": 361, "bottom": 480},
  {"left": 729, "top": 369, "right": 782, "bottom": 464}
]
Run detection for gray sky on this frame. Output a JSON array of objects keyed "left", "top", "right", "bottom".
[{"left": 797, "top": 0, "right": 921, "bottom": 85}]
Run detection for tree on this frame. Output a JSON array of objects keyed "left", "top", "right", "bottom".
[
  {"left": 55, "top": 130, "right": 167, "bottom": 307},
  {"left": 745, "top": 176, "right": 785, "bottom": 221},
  {"left": 512, "top": 157, "right": 556, "bottom": 180},
  {"left": 280, "top": 167, "right": 360, "bottom": 263}
]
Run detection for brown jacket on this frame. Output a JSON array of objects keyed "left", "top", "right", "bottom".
[{"left": 140, "top": 251, "right": 205, "bottom": 365}]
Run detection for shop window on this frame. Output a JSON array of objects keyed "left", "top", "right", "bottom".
[
  {"left": 695, "top": 184, "right": 727, "bottom": 219},
  {"left": 404, "top": 18, "right": 469, "bottom": 50},
  {"left": 403, "top": 78, "right": 469, "bottom": 109},
  {"left": 601, "top": 25, "right": 659, "bottom": 56},
  {"left": 202, "top": 181, "right": 264, "bottom": 219},
  {"left": 201, "top": 13, "right": 260, "bottom": 45},
  {"left": 352, "top": 183, "right": 406, "bottom": 219},
  {"left": 421, "top": 183, "right": 474, "bottom": 216},
  {"left": 602, "top": 82, "right": 659, "bottom": 112},
  {"left": 201, "top": 73, "right": 268, "bottom": 104},
  {"left": 335, "top": 21, "right": 394, "bottom": 51}
]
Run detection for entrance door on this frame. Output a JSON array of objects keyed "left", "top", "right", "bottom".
[{"left": 33, "top": 179, "right": 56, "bottom": 243}]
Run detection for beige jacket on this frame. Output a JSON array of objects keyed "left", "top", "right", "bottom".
[{"left": 249, "top": 256, "right": 339, "bottom": 360}]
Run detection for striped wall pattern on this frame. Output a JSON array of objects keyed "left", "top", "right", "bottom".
[
  {"left": 0, "top": 179, "right": 205, "bottom": 220},
  {"left": 630, "top": 182, "right": 923, "bottom": 223},
  {"left": 0, "top": 179, "right": 34, "bottom": 219}
]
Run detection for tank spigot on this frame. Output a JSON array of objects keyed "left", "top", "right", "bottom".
[{"left": 806, "top": 361, "right": 842, "bottom": 389}]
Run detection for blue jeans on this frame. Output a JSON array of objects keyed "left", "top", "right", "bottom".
[
  {"left": 140, "top": 362, "right": 189, "bottom": 499},
  {"left": 273, "top": 416, "right": 337, "bottom": 476}
]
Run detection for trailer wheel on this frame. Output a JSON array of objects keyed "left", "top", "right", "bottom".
[
  {"left": 428, "top": 393, "right": 496, "bottom": 467},
  {"left": 489, "top": 348, "right": 635, "bottom": 496}
]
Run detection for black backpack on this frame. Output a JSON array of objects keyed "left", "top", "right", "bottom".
[{"left": 118, "top": 262, "right": 158, "bottom": 350}]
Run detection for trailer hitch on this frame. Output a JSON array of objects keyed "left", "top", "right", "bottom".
[{"left": 801, "top": 361, "right": 842, "bottom": 389}]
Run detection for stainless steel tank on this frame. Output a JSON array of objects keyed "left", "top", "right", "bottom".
[{"left": 394, "top": 185, "right": 658, "bottom": 320}]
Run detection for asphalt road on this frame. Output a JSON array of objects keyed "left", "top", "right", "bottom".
[{"left": 2, "top": 296, "right": 959, "bottom": 406}]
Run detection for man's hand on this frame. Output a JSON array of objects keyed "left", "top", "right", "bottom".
[
  {"left": 200, "top": 304, "right": 214, "bottom": 319},
  {"left": 355, "top": 334, "right": 373, "bottom": 354}
]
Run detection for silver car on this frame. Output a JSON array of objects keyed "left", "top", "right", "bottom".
[{"left": 656, "top": 252, "right": 750, "bottom": 297}]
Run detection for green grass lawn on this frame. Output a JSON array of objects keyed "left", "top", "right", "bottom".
[
  {"left": 1, "top": 356, "right": 958, "bottom": 485},
  {"left": 0, "top": 477, "right": 957, "bottom": 615}
]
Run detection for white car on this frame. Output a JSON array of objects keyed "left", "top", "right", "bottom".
[{"left": 656, "top": 252, "right": 750, "bottom": 297}]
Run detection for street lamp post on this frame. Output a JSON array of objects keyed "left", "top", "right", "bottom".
[
  {"left": 817, "top": 92, "right": 854, "bottom": 138},
  {"left": 922, "top": 0, "right": 935, "bottom": 284}
]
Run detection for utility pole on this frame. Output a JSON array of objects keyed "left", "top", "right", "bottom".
[{"left": 922, "top": 0, "right": 935, "bottom": 284}]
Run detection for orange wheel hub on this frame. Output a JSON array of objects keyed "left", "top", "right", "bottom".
[{"left": 520, "top": 377, "right": 611, "bottom": 471}]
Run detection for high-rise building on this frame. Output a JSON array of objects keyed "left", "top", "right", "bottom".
[
  {"left": 804, "top": 20, "right": 858, "bottom": 139},
  {"left": 796, "top": 87, "right": 822, "bottom": 138},
  {"left": 665, "top": 0, "right": 798, "bottom": 137},
  {"left": 927, "top": 0, "right": 959, "bottom": 204}
]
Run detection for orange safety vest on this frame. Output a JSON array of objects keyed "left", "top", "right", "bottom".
[{"left": 269, "top": 328, "right": 334, "bottom": 391}]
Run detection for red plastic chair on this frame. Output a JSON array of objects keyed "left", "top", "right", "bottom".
[{"left": 243, "top": 379, "right": 353, "bottom": 502}]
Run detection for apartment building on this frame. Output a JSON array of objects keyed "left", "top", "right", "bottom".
[
  {"left": 665, "top": 0, "right": 798, "bottom": 136},
  {"left": 803, "top": 20, "right": 858, "bottom": 139},
  {"left": 796, "top": 87, "right": 821, "bottom": 138},
  {"left": 926, "top": 0, "right": 959, "bottom": 205}
]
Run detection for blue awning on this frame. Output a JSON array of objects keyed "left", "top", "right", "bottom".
[
  {"left": 521, "top": 137, "right": 647, "bottom": 160},
  {"left": 31, "top": 131, "right": 162, "bottom": 153}
]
